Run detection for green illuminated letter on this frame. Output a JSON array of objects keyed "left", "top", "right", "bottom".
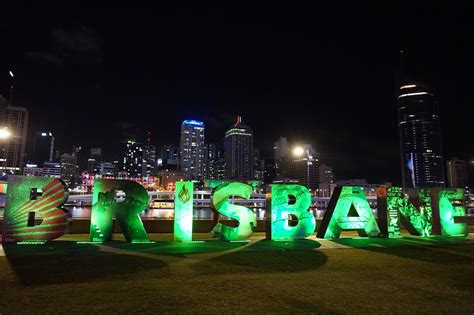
[
  {"left": 436, "top": 189, "right": 468, "bottom": 236},
  {"left": 386, "top": 187, "right": 433, "bottom": 236},
  {"left": 2, "top": 176, "right": 68, "bottom": 244},
  {"left": 211, "top": 182, "right": 256, "bottom": 240},
  {"left": 90, "top": 179, "right": 149, "bottom": 242},
  {"left": 317, "top": 186, "right": 380, "bottom": 239},
  {"left": 174, "top": 181, "right": 194, "bottom": 241},
  {"left": 270, "top": 184, "right": 315, "bottom": 240}
]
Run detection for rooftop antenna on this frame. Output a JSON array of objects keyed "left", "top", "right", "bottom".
[{"left": 147, "top": 131, "right": 151, "bottom": 145}]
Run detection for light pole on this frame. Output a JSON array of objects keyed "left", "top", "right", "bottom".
[
  {"left": 0, "top": 127, "right": 12, "bottom": 175},
  {"left": 293, "top": 146, "right": 313, "bottom": 190},
  {"left": 9, "top": 70, "right": 14, "bottom": 105}
]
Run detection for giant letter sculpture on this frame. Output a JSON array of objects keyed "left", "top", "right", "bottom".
[
  {"left": 317, "top": 186, "right": 380, "bottom": 239},
  {"left": 174, "top": 181, "right": 194, "bottom": 241},
  {"left": 2, "top": 176, "right": 68, "bottom": 244},
  {"left": 433, "top": 188, "right": 468, "bottom": 236},
  {"left": 385, "top": 187, "right": 433, "bottom": 237},
  {"left": 211, "top": 182, "right": 256, "bottom": 241},
  {"left": 270, "top": 184, "right": 315, "bottom": 240},
  {"left": 90, "top": 179, "right": 149, "bottom": 242}
]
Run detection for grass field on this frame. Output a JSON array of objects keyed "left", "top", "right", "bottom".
[{"left": 1, "top": 232, "right": 473, "bottom": 314}]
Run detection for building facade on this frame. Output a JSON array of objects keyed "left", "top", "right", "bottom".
[
  {"left": 118, "top": 140, "right": 144, "bottom": 177},
  {"left": 0, "top": 96, "right": 28, "bottom": 175},
  {"left": 224, "top": 116, "right": 253, "bottom": 180},
  {"left": 179, "top": 120, "right": 205, "bottom": 181},
  {"left": 61, "top": 153, "right": 78, "bottom": 186},
  {"left": 398, "top": 83, "right": 445, "bottom": 188}
]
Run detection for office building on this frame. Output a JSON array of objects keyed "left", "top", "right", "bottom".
[
  {"left": 143, "top": 144, "right": 156, "bottom": 176},
  {"left": 0, "top": 95, "right": 28, "bottom": 174},
  {"left": 319, "top": 164, "right": 335, "bottom": 197},
  {"left": 204, "top": 143, "right": 223, "bottom": 180},
  {"left": 61, "top": 152, "right": 78, "bottom": 186},
  {"left": 277, "top": 144, "right": 319, "bottom": 191},
  {"left": 158, "top": 144, "right": 179, "bottom": 171},
  {"left": 87, "top": 147, "right": 102, "bottom": 174},
  {"left": 118, "top": 139, "right": 144, "bottom": 177},
  {"left": 224, "top": 116, "right": 253, "bottom": 180},
  {"left": 179, "top": 120, "right": 205, "bottom": 180},
  {"left": 42, "top": 161, "right": 61, "bottom": 178},
  {"left": 398, "top": 82, "right": 445, "bottom": 188}
]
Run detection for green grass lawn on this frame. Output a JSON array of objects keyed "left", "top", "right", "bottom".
[{"left": 1, "top": 232, "right": 473, "bottom": 314}]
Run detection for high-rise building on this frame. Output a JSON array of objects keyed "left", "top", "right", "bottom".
[
  {"left": 118, "top": 139, "right": 144, "bottom": 177},
  {"left": 253, "top": 148, "right": 264, "bottom": 181},
  {"left": 398, "top": 83, "right": 445, "bottom": 188},
  {"left": 274, "top": 137, "right": 290, "bottom": 161},
  {"left": 277, "top": 144, "right": 319, "bottom": 191},
  {"left": 179, "top": 120, "right": 205, "bottom": 180},
  {"left": 87, "top": 147, "right": 102, "bottom": 174},
  {"left": 61, "top": 153, "right": 78, "bottom": 186},
  {"left": 143, "top": 145, "right": 156, "bottom": 176},
  {"left": 158, "top": 144, "right": 179, "bottom": 171},
  {"left": 319, "top": 163, "right": 335, "bottom": 197},
  {"left": 224, "top": 116, "right": 253, "bottom": 180},
  {"left": 446, "top": 159, "right": 468, "bottom": 188},
  {"left": 204, "top": 143, "right": 223, "bottom": 180},
  {"left": 99, "top": 162, "right": 115, "bottom": 177},
  {"left": 0, "top": 95, "right": 28, "bottom": 174},
  {"left": 33, "top": 131, "right": 54, "bottom": 167},
  {"left": 263, "top": 158, "right": 276, "bottom": 184}
]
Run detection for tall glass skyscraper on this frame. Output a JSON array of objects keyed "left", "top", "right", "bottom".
[
  {"left": 179, "top": 120, "right": 205, "bottom": 180},
  {"left": 224, "top": 116, "right": 253, "bottom": 180},
  {"left": 398, "top": 83, "right": 445, "bottom": 189}
]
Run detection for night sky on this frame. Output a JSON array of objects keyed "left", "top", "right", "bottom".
[{"left": 1, "top": 3, "right": 473, "bottom": 185}]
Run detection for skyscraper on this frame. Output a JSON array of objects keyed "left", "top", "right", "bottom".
[
  {"left": 158, "top": 144, "right": 179, "bottom": 170},
  {"left": 61, "top": 152, "right": 78, "bottom": 187},
  {"left": 143, "top": 131, "right": 156, "bottom": 176},
  {"left": 118, "top": 139, "right": 144, "bottom": 177},
  {"left": 87, "top": 147, "right": 102, "bottom": 174},
  {"left": 277, "top": 143, "right": 319, "bottom": 191},
  {"left": 224, "top": 116, "right": 253, "bottom": 180},
  {"left": 0, "top": 96, "right": 29, "bottom": 175},
  {"left": 398, "top": 83, "right": 445, "bottom": 188},
  {"left": 179, "top": 120, "right": 205, "bottom": 180},
  {"left": 143, "top": 144, "right": 156, "bottom": 176},
  {"left": 204, "top": 143, "right": 222, "bottom": 180}
]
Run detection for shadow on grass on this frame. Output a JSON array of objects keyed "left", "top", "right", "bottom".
[
  {"left": 329, "top": 236, "right": 474, "bottom": 265},
  {"left": 3, "top": 241, "right": 169, "bottom": 286},
  {"left": 105, "top": 240, "right": 251, "bottom": 256},
  {"left": 191, "top": 239, "right": 327, "bottom": 274}
]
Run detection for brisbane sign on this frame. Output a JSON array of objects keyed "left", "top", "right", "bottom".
[{"left": 1, "top": 176, "right": 469, "bottom": 245}]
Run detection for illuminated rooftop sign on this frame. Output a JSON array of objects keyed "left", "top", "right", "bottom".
[{"left": 182, "top": 120, "right": 204, "bottom": 126}]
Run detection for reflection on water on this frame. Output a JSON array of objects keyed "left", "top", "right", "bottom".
[{"left": 64, "top": 206, "right": 322, "bottom": 220}]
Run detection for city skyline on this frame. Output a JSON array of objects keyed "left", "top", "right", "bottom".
[{"left": 1, "top": 3, "right": 474, "bottom": 185}]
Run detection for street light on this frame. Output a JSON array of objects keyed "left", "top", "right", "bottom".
[
  {"left": 293, "top": 145, "right": 312, "bottom": 190},
  {"left": 9, "top": 70, "right": 14, "bottom": 105},
  {"left": 0, "top": 128, "right": 11, "bottom": 139}
]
